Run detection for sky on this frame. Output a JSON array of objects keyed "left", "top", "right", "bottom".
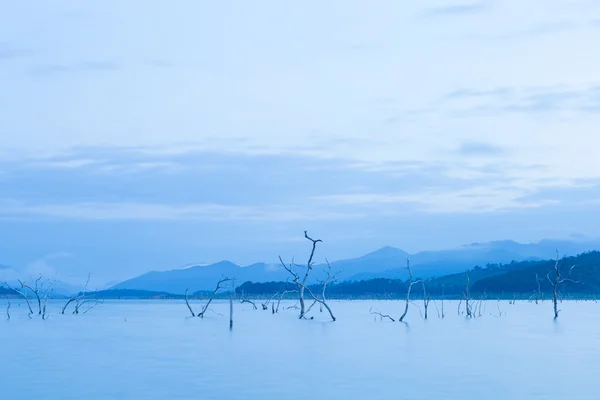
[{"left": 1, "top": 0, "right": 600, "bottom": 286}]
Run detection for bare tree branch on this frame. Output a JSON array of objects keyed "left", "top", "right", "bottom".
[
  {"left": 240, "top": 299, "right": 258, "bottom": 310},
  {"left": 275, "top": 281, "right": 297, "bottom": 313},
  {"left": 370, "top": 307, "right": 395, "bottom": 322},
  {"left": 185, "top": 288, "right": 195, "bottom": 317},
  {"left": 198, "top": 277, "right": 231, "bottom": 318},
  {"left": 4, "top": 281, "right": 34, "bottom": 316}
]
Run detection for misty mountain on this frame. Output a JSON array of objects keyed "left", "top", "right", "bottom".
[{"left": 110, "top": 238, "right": 600, "bottom": 294}]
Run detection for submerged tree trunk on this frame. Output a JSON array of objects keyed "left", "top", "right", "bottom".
[
  {"left": 280, "top": 231, "right": 326, "bottom": 320},
  {"left": 547, "top": 251, "right": 577, "bottom": 319},
  {"left": 185, "top": 288, "right": 195, "bottom": 317},
  {"left": 465, "top": 271, "right": 473, "bottom": 318},
  {"left": 422, "top": 280, "right": 430, "bottom": 320},
  {"left": 229, "top": 295, "right": 233, "bottom": 330},
  {"left": 399, "top": 259, "right": 419, "bottom": 323}
]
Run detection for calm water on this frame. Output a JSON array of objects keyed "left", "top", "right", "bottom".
[{"left": 1, "top": 299, "right": 599, "bottom": 399}]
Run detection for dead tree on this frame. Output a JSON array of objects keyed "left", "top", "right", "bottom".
[
  {"left": 229, "top": 292, "right": 234, "bottom": 330},
  {"left": 62, "top": 274, "right": 101, "bottom": 315},
  {"left": 279, "top": 230, "right": 323, "bottom": 320},
  {"left": 42, "top": 292, "right": 51, "bottom": 320},
  {"left": 370, "top": 307, "right": 395, "bottom": 322},
  {"left": 3, "top": 281, "right": 34, "bottom": 316},
  {"left": 440, "top": 286, "right": 445, "bottom": 318},
  {"left": 421, "top": 280, "right": 431, "bottom": 320},
  {"left": 399, "top": 259, "right": 421, "bottom": 322},
  {"left": 261, "top": 292, "right": 279, "bottom": 310},
  {"left": 464, "top": 271, "right": 473, "bottom": 318},
  {"left": 302, "top": 259, "right": 338, "bottom": 321},
  {"left": 240, "top": 299, "right": 258, "bottom": 310},
  {"left": 18, "top": 276, "right": 54, "bottom": 315},
  {"left": 198, "top": 277, "right": 231, "bottom": 318},
  {"left": 535, "top": 273, "right": 542, "bottom": 304},
  {"left": 185, "top": 288, "right": 195, "bottom": 317},
  {"left": 275, "top": 283, "right": 297, "bottom": 313},
  {"left": 74, "top": 298, "right": 103, "bottom": 314},
  {"left": 547, "top": 252, "right": 577, "bottom": 319},
  {"left": 6, "top": 301, "right": 10, "bottom": 320}
]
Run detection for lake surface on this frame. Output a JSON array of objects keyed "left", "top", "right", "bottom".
[{"left": 1, "top": 299, "right": 599, "bottom": 399}]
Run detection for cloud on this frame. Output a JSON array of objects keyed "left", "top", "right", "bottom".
[
  {"left": 0, "top": 201, "right": 366, "bottom": 222},
  {"left": 2, "top": 145, "right": 597, "bottom": 225},
  {"left": 456, "top": 142, "right": 506, "bottom": 156},
  {"left": 28, "top": 61, "right": 118, "bottom": 76},
  {"left": 422, "top": 3, "right": 487, "bottom": 17},
  {"left": 440, "top": 84, "right": 600, "bottom": 114},
  {"left": 314, "top": 183, "right": 564, "bottom": 214},
  {"left": 494, "top": 21, "right": 576, "bottom": 40},
  {"left": 445, "top": 88, "right": 513, "bottom": 100},
  {"left": 0, "top": 42, "right": 29, "bottom": 59}
]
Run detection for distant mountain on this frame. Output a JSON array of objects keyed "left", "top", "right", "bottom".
[
  {"left": 348, "top": 239, "right": 600, "bottom": 281},
  {"left": 110, "top": 238, "right": 600, "bottom": 294},
  {"left": 83, "top": 289, "right": 181, "bottom": 299},
  {"left": 111, "top": 261, "right": 290, "bottom": 294},
  {"left": 238, "top": 251, "right": 600, "bottom": 298}
]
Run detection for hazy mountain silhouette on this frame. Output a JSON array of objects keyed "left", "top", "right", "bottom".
[{"left": 110, "top": 238, "right": 600, "bottom": 294}]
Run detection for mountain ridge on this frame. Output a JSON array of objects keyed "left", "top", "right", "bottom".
[{"left": 110, "top": 238, "right": 600, "bottom": 294}]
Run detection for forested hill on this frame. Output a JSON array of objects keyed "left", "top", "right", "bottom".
[{"left": 236, "top": 251, "right": 600, "bottom": 298}]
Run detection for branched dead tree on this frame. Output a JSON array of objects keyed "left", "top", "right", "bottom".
[
  {"left": 490, "top": 299, "right": 504, "bottom": 317},
  {"left": 4, "top": 281, "right": 34, "bottom": 316},
  {"left": 18, "top": 275, "right": 55, "bottom": 315},
  {"left": 547, "top": 251, "right": 578, "bottom": 319},
  {"left": 275, "top": 283, "right": 297, "bottom": 313},
  {"left": 74, "top": 298, "right": 103, "bottom": 314},
  {"left": 302, "top": 259, "right": 338, "bottom": 321},
  {"left": 399, "top": 259, "right": 421, "bottom": 322},
  {"left": 198, "top": 277, "right": 231, "bottom": 318},
  {"left": 261, "top": 292, "right": 279, "bottom": 310},
  {"left": 62, "top": 273, "right": 101, "bottom": 315},
  {"left": 280, "top": 231, "right": 332, "bottom": 320},
  {"left": 370, "top": 307, "right": 395, "bottom": 322}
]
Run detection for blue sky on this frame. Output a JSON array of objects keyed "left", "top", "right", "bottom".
[{"left": 2, "top": 1, "right": 600, "bottom": 285}]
